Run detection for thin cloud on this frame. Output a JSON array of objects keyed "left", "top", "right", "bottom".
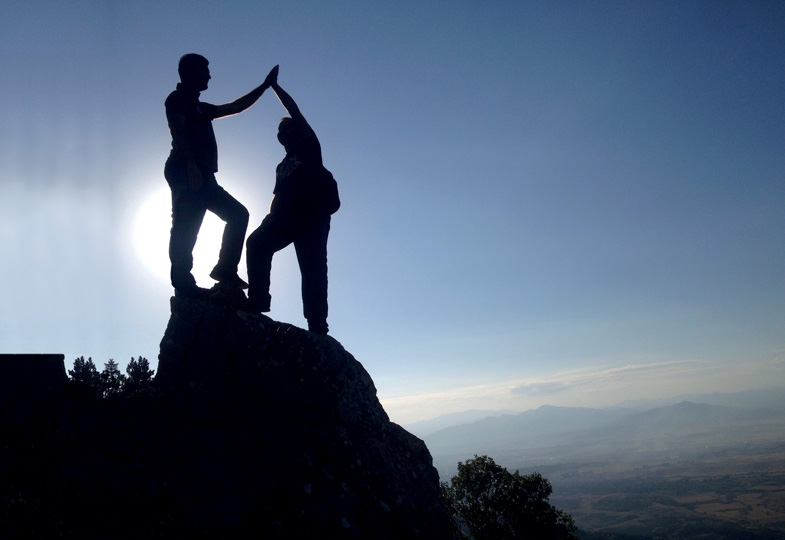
[
  {"left": 511, "top": 359, "right": 706, "bottom": 395},
  {"left": 381, "top": 358, "right": 743, "bottom": 424},
  {"left": 511, "top": 381, "right": 573, "bottom": 396}
]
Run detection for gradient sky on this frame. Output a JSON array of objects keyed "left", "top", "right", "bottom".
[{"left": 3, "top": 1, "right": 784, "bottom": 424}]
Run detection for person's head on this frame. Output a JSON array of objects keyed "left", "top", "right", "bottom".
[
  {"left": 178, "top": 54, "right": 210, "bottom": 91},
  {"left": 277, "top": 117, "right": 308, "bottom": 150}
]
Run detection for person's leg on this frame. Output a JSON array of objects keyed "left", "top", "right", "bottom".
[
  {"left": 294, "top": 217, "right": 330, "bottom": 334},
  {"left": 203, "top": 180, "right": 250, "bottom": 285},
  {"left": 246, "top": 214, "right": 293, "bottom": 311},
  {"left": 168, "top": 184, "right": 207, "bottom": 291}
]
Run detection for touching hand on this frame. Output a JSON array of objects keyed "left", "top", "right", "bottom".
[{"left": 264, "top": 64, "right": 279, "bottom": 88}]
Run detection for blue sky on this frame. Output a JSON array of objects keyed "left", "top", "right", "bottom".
[{"left": 2, "top": 1, "right": 784, "bottom": 424}]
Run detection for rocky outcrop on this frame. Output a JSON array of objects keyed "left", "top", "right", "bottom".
[
  {"left": 0, "top": 354, "right": 67, "bottom": 416},
  {"left": 0, "top": 292, "right": 454, "bottom": 539}
]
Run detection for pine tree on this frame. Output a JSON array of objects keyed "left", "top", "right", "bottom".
[
  {"left": 123, "top": 357, "right": 155, "bottom": 396},
  {"left": 68, "top": 356, "right": 101, "bottom": 388},
  {"left": 99, "top": 359, "right": 127, "bottom": 398}
]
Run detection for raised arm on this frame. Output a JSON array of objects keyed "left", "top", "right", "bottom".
[
  {"left": 214, "top": 65, "right": 279, "bottom": 119},
  {"left": 271, "top": 79, "right": 308, "bottom": 127}
]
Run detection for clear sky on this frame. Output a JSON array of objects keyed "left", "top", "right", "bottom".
[{"left": 3, "top": 1, "right": 784, "bottom": 424}]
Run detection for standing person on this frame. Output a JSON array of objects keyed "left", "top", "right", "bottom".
[
  {"left": 246, "top": 69, "right": 339, "bottom": 335},
  {"left": 165, "top": 54, "right": 278, "bottom": 298}
]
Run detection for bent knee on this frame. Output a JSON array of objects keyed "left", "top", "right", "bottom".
[
  {"left": 246, "top": 228, "right": 261, "bottom": 251},
  {"left": 238, "top": 205, "right": 250, "bottom": 224}
]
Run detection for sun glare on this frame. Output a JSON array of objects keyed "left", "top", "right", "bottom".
[{"left": 133, "top": 187, "right": 227, "bottom": 287}]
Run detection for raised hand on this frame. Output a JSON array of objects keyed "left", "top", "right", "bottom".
[{"left": 264, "top": 65, "right": 279, "bottom": 88}]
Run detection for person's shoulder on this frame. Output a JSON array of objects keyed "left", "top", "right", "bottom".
[{"left": 165, "top": 88, "right": 184, "bottom": 109}]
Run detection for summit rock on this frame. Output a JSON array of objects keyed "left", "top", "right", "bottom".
[{"left": 0, "top": 294, "right": 454, "bottom": 539}]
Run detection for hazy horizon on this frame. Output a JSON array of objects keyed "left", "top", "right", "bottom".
[
  {"left": 385, "top": 359, "right": 785, "bottom": 424},
  {"left": 400, "top": 385, "right": 785, "bottom": 432}
]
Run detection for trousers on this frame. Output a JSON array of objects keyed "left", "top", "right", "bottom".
[
  {"left": 246, "top": 213, "right": 330, "bottom": 327},
  {"left": 165, "top": 162, "right": 249, "bottom": 289}
]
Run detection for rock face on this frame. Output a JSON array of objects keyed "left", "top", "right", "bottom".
[
  {"left": 0, "top": 294, "right": 454, "bottom": 539},
  {"left": 0, "top": 354, "right": 67, "bottom": 416}
]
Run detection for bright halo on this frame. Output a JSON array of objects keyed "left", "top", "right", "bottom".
[
  {"left": 132, "top": 187, "right": 226, "bottom": 287},
  {"left": 133, "top": 187, "right": 170, "bottom": 284}
]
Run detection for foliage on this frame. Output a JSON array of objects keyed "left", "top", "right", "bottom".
[
  {"left": 67, "top": 356, "right": 101, "bottom": 388},
  {"left": 67, "top": 356, "right": 155, "bottom": 398},
  {"left": 124, "top": 357, "right": 156, "bottom": 396},
  {"left": 440, "top": 455, "right": 578, "bottom": 540},
  {"left": 100, "top": 360, "right": 127, "bottom": 397}
]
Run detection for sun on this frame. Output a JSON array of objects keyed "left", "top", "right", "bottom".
[{"left": 132, "top": 187, "right": 227, "bottom": 287}]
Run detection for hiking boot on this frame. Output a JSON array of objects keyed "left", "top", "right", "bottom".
[
  {"left": 245, "top": 298, "right": 270, "bottom": 313},
  {"left": 209, "top": 267, "right": 249, "bottom": 289},
  {"left": 308, "top": 321, "right": 329, "bottom": 335}
]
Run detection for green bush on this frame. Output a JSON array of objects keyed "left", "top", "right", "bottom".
[{"left": 441, "top": 454, "right": 578, "bottom": 540}]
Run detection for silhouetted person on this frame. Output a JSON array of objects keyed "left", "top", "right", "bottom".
[
  {"left": 246, "top": 69, "right": 339, "bottom": 335},
  {"left": 165, "top": 54, "right": 277, "bottom": 298}
]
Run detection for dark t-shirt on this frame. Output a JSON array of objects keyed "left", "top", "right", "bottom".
[
  {"left": 270, "top": 128, "right": 324, "bottom": 217},
  {"left": 165, "top": 83, "right": 219, "bottom": 173}
]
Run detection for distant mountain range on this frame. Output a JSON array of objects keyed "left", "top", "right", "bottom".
[
  {"left": 405, "top": 386, "right": 785, "bottom": 437},
  {"left": 409, "top": 387, "right": 785, "bottom": 477},
  {"left": 607, "top": 386, "right": 785, "bottom": 412},
  {"left": 408, "top": 387, "right": 785, "bottom": 539},
  {"left": 402, "top": 408, "right": 514, "bottom": 438}
]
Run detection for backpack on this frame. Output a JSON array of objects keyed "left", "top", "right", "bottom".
[{"left": 316, "top": 166, "right": 341, "bottom": 215}]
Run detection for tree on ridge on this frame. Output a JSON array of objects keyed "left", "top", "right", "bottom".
[
  {"left": 124, "top": 357, "right": 155, "bottom": 396},
  {"left": 441, "top": 454, "right": 577, "bottom": 540},
  {"left": 68, "top": 356, "right": 100, "bottom": 388},
  {"left": 100, "top": 360, "right": 126, "bottom": 397},
  {"left": 67, "top": 356, "right": 155, "bottom": 397}
]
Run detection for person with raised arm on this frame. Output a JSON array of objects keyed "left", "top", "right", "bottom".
[
  {"left": 246, "top": 67, "right": 339, "bottom": 335},
  {"left": 164, "top": 54, "right": 278, "bottom": 298}
]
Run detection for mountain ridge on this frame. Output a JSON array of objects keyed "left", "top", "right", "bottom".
[
  {"left": 406, "top": 387, "right": 785, "bottom": 442},
  {"left": 422, "top": 391, "right": 785, "bottom": 478}
]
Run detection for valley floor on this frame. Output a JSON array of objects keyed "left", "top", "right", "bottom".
[{"left": 546, "top": 443, "right": 785, "bottom": 539}]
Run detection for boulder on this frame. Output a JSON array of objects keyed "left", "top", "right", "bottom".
[{"left": 0, "top": 296, "right": 454, "bottom": 539}]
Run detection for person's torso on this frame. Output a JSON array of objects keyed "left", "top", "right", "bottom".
[
  {"left": 273, "top": 131, "right": 322, "bottom": 195},
  {"left": 270, "top": 131, "right": 323, "bottom": 215},
  {"left": 165, "top": 86, "right": 218, "bottom": 172}
]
